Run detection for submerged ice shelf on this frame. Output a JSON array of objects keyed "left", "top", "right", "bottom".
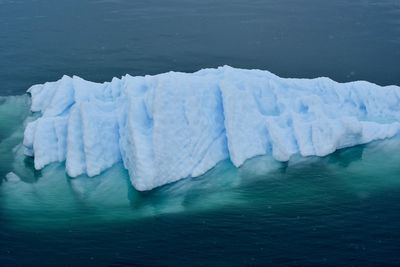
[{"left": 23, "top": 66, "right": 400, "bottom": 191}]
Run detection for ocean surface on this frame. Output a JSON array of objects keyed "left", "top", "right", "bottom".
[{"left": 1, "top": 0, "right": 400, "bottom": 266}]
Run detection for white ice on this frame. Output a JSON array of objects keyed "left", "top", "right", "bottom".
[{"left": 23, "top": 66, "right": 400, "bottom": 190}]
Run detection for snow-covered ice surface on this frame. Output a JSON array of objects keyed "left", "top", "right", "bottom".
[{"left": 23, "top": 66, "right": 400, "bottom": 191}]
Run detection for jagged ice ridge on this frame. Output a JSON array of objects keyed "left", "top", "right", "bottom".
[{"left": 23, "top": 66, "right": 400, "bottom": 190}]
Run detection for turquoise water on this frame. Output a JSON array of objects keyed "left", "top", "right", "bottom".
[
  {"left": 1, "top": 0, "right": 400, "bottom": 266},
  {"left": 1, "top": 95, "right": 400, "bottom": 266}
]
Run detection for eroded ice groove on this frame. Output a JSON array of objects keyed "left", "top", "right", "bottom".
[{"left": 23, "top": 66, "right": 400, "bottom": 190}]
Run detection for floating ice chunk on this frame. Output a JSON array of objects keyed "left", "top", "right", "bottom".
[
  {"left": 23, "top": 66, "right": 400, "bottom": 190},
  {"left": 65, "top": 105, "right": 86, "bottom": 177},
  {"left": 5, "top": 172, "right": 20, "bottom": 183},
  {"left": 119, "top": 72, "right": 228, "bottom": 190},
  {"left": 80, "top": 100, "right": 120, "bottom": 176},
  {"left": 42, "top": 75, "right": 74, "bottom": 117},
  {"left": 29, "top": 117, "right": 68, "bottom": 169}
]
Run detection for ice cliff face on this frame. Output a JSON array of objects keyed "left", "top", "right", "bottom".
[{"left": 23, "top": 66, "right": 400, "bottom": 190}]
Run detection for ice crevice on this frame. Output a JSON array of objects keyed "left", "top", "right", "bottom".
[{"left": 23, "top": 66, "right": 400, "bottom": 190}]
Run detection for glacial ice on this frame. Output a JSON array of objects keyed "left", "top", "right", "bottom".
[{"left": 23, "top": 66, "right": 400, "bottom": 191}]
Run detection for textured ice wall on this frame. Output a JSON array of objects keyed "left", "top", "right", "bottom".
[{"left": 23, "top": 66, "right": 400, "bottom": 190}]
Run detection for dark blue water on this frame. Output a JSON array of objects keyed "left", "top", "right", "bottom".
[
  {"left": 1, "top": 0, "right": 400, "bottom": 266},
  {"left": 1, "top": 0, "right": 400, "bottom": 96}
]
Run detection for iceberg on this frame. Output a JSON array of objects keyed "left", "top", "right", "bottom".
[{"left": 23, "top": 66, "right": 400, "bottom": 191}]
